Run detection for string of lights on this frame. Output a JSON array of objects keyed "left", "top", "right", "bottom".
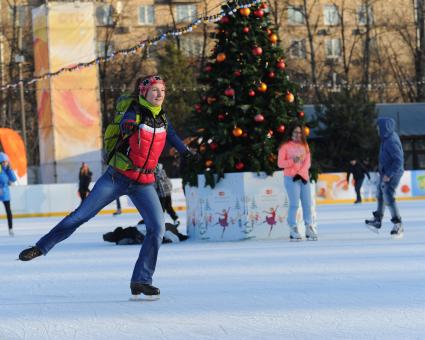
[{"left": 0, "top": 0, "right": 263, "bottom": 92}]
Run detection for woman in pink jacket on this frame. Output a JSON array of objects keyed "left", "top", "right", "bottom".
[{"left": 277, "top": 123, "right": 318, "bottom": 241}]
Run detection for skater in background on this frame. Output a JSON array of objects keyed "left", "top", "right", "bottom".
[
  {"left": 346, "top": 159, "right": 370, "bottom": 204},
  {"left": 365, "top": 117, "right": 404, "bottom": 238},
  {"left": 0, "top": 152, "right": 17, "bottom": 236},
  {"left": 78, "top": 162, "right": 92, "bottom": 202},
  {"left": 18, "top": 75, "right": 197, "bottom": 299},
  {"left": 154, "top": 163, "right": 180, "bottom": 227},
  {"left": 277, "top": 123, "right": 317, "bottom": 241}
]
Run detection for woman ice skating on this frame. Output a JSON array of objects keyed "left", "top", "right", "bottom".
[
  {"left": 277, "top": 123, "right": 317, "bottom": 241},
  {"left": 0, "top": 152, "right": 17, "bottom": 237},
  {"left": 18, "top": 75, "right": 196, "bottom": 299}
]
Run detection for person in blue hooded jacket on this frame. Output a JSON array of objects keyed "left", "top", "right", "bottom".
[
  {"left": 365, "top": 117, "right": 404, "bottom": 238},
  {"left": 0, "top": 152, "right": 17, "bottom": 236}
]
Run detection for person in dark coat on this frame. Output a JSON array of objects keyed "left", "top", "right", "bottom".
[
  {"left": 154, "top": 163, "right": 180, "bottom": 227},
  {"left": 365, "top": 117, "right": 404, "bottom": 238},
  {"left": 0, "top": 152, "right": 17, "bottom": 236},
  {"left": 78, "top": 162, "right": 92, "bottom": 202},
  {"left": 346, "top": 159, "right": 370, "bottom": 203}
]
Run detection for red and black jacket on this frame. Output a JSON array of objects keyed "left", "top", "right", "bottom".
[{"left": 117, "top": 102, "right": 187, "bottom": 184}]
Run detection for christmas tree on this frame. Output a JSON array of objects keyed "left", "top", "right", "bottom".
[{"left": 183, "top": 0, "right": 306, "bottom": 187}]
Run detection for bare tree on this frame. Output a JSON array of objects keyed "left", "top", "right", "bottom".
[{"left": 379, "top": 0, "right": 425, "bottom": 101}]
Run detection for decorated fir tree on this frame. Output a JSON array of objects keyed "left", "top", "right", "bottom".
[{"left": 183, "top": 1, "right": 307, "bottom": 187}]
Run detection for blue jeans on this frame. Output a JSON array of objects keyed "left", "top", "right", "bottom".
[
  {"left": 284, "top": 176, "right": 312, "bottom": 227},
  {"left": 36, "top": 167, "right": 165, "bottom": 285},
  {"left": 376, "top": 173, "right": 402, "bottom": 220}
]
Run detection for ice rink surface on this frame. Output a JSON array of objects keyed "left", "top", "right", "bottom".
[{"left": 1, "top": 200, "right": 424, "bottom": 340}]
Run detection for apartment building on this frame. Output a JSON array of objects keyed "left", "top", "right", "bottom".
[
  {"left": 277, "top": 0, "right": 419, "bottom": 102},
  {"left": 2, "top": 0, "right": 421, "bottom": 101}
]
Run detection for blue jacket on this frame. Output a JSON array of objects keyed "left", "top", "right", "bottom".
[
  {"left": 0, "top": 165, "right": 17, "bottom": 201},
  {"left": 377, "top": 117, "right": 404, "bottom": 178}
]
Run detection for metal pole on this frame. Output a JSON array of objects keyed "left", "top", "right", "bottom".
[{"left": 18, "top": 26, "right": 27, "bottom": 149}]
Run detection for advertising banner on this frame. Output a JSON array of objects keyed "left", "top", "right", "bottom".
[
  {"left": 32, "top": 3, "right": 102, "bottom": 183},
  {"left": 185, "top": 172, "right": 316, "bottom": 241}
]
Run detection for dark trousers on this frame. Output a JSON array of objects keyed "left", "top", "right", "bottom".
[
  {"left": 354, "top": 177, "right": 365, "bottom": 202},
  {"left": 159, "top": 195, "right": 178, "bottom": 221},
  {"left": 2, "top": 200, "right": 13, "bottom": 230},
  {"left": 79, "top": 190, "right": 90, "bottom": 202}
]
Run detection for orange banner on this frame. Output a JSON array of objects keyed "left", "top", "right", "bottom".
[{"left": 0, "top": 128, "right": 27, "bottom": 183}]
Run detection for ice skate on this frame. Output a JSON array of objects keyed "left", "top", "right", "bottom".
[
  {"left": 8, "top": 229, "right": 14, "bottom": 237},
  {"left": 173, "top": 218, "right": 180, "bottom": 227},
  {"left": 390, "top": 218, "right": 404, "bottom": 239},
  {"left": 289, "top": 226, "right": 302, "bottom": 241},
  {"left": 130, "top": 283, "right": 160, "bottom": 301},
  {"left": 305, "top": 225, "right": 318, "bottom": 241},
  {"left": 19, "top": 246, "right": 42, "bottom": 261},
  {"left": 365, "top": 211, "right": 382, "bottom": 233},
  {"left": 112, "top": 209, "right": 122, "bottom": 216}
]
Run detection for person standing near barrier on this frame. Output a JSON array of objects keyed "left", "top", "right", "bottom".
[
  {"left": 78, "top": 162, "right": 92, "bottom": 202},
  {"left": 0, "top": 152, "right": 17, "bottom": 236},
  {"left": 277, "top": 123, "right": 317, "bottom": 241},
  {"left": 154, "top": 163, "right": 180, "bottom": 227},
  {"left": 346, "top": 159, "right": 370, "bottom": 204},
  {"left": 365, "top": 117, "right": 404, "bottom": 238},
  {"left": 18, "top": 75, "right": 197, "bottom": 299}
]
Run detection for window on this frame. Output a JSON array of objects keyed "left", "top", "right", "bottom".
[
  {"left": 323, "top": 4, "right": 340, "bottom": 26},
  {"left": 288, "top": 5, "right": 305, "bottom": 25},
  {"left": 325, "top": 38, "right": 341, "bottom": 58},
  {"left": 96, "top": 41, "right": 114, "bottom": 57},
  {"left": 289, "top": 39, "right": 306, "bottom": 58},
  {"left": 180, "top": 37, "right": 203, "bottom": 57},
  {"left": 96, "top": 4, "right": 113, "bottom": 26},
  {"left": 139, "top": 5, "right": 155, "bottom": 25},
  {"left": 357, "top": 5, "right": 373, "bottom": 25},
  {"left": 176, "top": 4, "right": 197, "bottom": 23},
  {"left": 9, "top": 6, "right": 27, "bottom": 26}
]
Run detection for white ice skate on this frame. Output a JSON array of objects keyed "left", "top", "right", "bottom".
[
  {"left": 305, "top": 225, "right": 318, "bottom": 241},
  {"left": 289, "top": 226, "right": 302, "bottom": 242},
  {"left": 390, "top": 222, "right": 404, "bottom": 239}
]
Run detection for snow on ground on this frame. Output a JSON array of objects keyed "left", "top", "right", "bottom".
[{"left": 1, "top": 200, "right": 424, "bottom": 340}]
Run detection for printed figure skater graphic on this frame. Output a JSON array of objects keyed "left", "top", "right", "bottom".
[
  {"left": 263, "top": 206, "right": 278, "bottom": 236},
  {"left": 216, "top": 208, "right": 230, "bottom": 238}
]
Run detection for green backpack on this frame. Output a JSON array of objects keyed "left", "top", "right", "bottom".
[{"left": 103, "top": 93, "right": 141, "bottom": 171}]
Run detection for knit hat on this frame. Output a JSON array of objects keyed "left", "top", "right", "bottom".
[
  {"left": 138, "top": 75, "right": 165, "bottom": 98},
  {"left": 0, "top": 152, "right": 9, "bottom": 162}
]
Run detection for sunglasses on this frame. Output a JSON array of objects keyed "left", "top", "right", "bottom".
[{"left": 142, "top": 76, "right": 162, "bottom": 86}]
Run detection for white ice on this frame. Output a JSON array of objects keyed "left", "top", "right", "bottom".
[{"left": 1, "top": 200, "right": 424, "bottom": 340}]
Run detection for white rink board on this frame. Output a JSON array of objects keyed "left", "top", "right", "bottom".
[{"left": 185, "top": 172, "right": 316, "bottom": 241}]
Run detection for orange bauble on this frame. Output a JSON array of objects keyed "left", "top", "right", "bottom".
[
  {"left": 239, "top": 8, "right": 251, "bottom": 17},
  {"left": 232, "top": 127, "right": 243, "bottom": 137},
  {"left": 401, "top": 184, "right": 410, "bottom": 193},
  {"left": 304, "top": 126, "right": 311, "bottom": 136},
  {"left": 199, "top": 144, "right": 207, "bottom": 153},
  {"left": 205, "top": 159, "right": 214, "bottom": 167},
  {"left": 269, "top": 34, "right": 278, "bottom": 44},
  {"left": 216, "top": 53, "right": 226, "bottom": 63},
  {"left": 207, "top": 97, "right": 216, "bottom": 105},
  {"left": 258, "top": 82, "right": 268, "bottom": 92},
  {"left": 285, "top": 92, "right": 295, "bottom": 103}
]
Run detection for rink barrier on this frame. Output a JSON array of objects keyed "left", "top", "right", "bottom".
[{"left": 1, "top": 170, "right": 424, "bottom": 219}]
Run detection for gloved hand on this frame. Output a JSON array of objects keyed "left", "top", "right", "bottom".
[
  {"left": 121, "top": 119, "right": 138, "bottom": 135},
  {"left": 293, "top": 174, "right": 307, "bottom": 184},
  {"left": 182, "top": 148, "right": 200, "bottom": 162}
]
